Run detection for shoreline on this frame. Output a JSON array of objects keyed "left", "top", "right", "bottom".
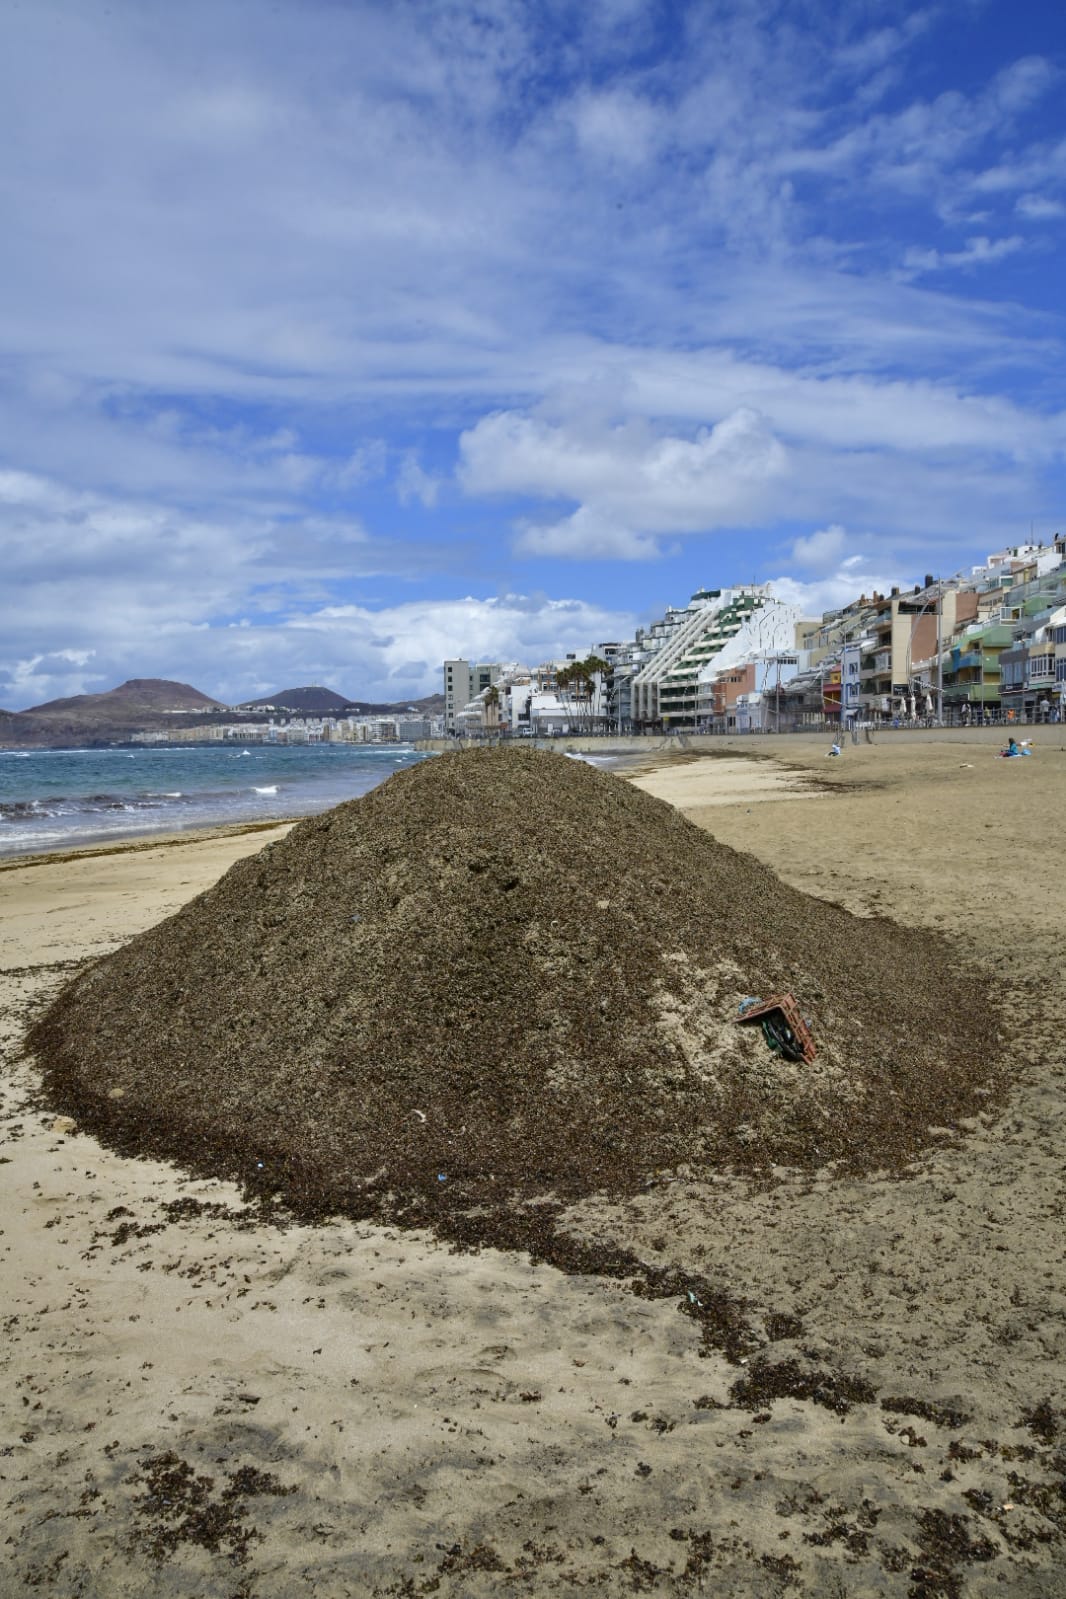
[
  {"left": 0, "top": 726, "right": 1040, "bottom": 870},
  {"left": 0, "top": 814, "right": 299, "bottom": 874},
  {"left": 0, "top": 738, "right": 828, "bottom": 871}
]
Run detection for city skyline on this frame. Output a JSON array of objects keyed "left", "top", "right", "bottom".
[{"left": 2, "top": 0, "right": 1064, "bottom": 711}]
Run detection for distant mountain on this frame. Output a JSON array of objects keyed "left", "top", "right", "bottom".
[
  {"left": 1, "top": 679, "right": 224, "bottom": 749},
  {"left": 236, "top": 685, "right": 355, "bottom": 715},
  {"left": 348, "top": 693, "right": 445, "bottom": 716},
  {"left": 236, "top": 685, "right": 445, "bottom": 717},
  {"left": 25, "top": 678, "right": 222, "bottom": 718},
  {"left": 0, "top": 678, "right": 444, "bottom": 748}
]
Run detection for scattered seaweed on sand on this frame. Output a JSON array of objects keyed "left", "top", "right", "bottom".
[
  {"left": 126, "top": 1452, "right": 294, "bottom": 1566},
  {"left": 29, "top": 748, "right": 1004, "bottom": 1231}
]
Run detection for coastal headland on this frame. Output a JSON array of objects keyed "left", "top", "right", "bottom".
[{"left": 3, "top": 733, "right": 1065, "bottom": 1596}]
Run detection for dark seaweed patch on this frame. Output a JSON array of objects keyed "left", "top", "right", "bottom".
[
  {"left": 731, "top": 1358, "right": 876, "bottom": 1417},
  {"left": 881, "top": 1396, "right": 971, "bottom": 1430},
  {"left": 127, "top": 1451, "right": 294, "bottom": 1566}
]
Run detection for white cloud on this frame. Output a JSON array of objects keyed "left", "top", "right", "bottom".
[
  {"left": 969, "top": 136, "right": 1066, "bottom": 197},
  {"left": 992, "top": 55, "right": 1058, "bottom": 115},
  {"left": 297, "top": 594, "right": 637, "bottom": 694},
  {"left": 791, "top": 525, "right": 848, "bottom": 571},
  {"left": 514, "top": 506, "right": 664, "bottom": 561},
  {"left": 1, "top": 649, "right": 99, "bottom": 710},
  {"left": 460, "top": 405, "right": 788, "bottom": 551},
  {"left": 1016, "top": 193, "right": 1066, "bottom": 220},
  {"left": 454, "top": 351, "right": 1065, "bottom": 559},
  {"left": 772, "top": 519, "right": 964, "bottom": 616},
  {"left": 0, "top": 463, "right": 636, "bottom": 708},
  {"left": 0, "top": 468, "right": 59, "bottom": 506},
  {"left": 565, "top": 87, "right": 662, "bottom": 167},
  {"left": 333, "top": 440, "right": 389, "bottom": 486},
  {"left": 768, "top": 559, "right": 914, "bottom": 619},
  {"left": 901, "top": 235, "right": 1026, "bottom": 277},
  {"left": 2, "top": 581, "right": 637, "bottom": 712},
  {"left": 396, "top": 452, "right": 441, "bottom": 508}
]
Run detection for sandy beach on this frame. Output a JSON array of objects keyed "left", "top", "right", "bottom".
[{"left": 3, "top": 733, "right": 1065, "bottom": 1597}]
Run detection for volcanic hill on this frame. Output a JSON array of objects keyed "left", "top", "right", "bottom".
[
  {"left": 30, "top": 749, "right": 1003, "bottom": 1221},
  {"left": 235, "top": 685, "right": 443, "bottom": 716},
  {"left": 2, "top": 678, "right": 223, "bottom": 748},
  {"left": 235, "top": 685, "right": 355, "bottom": 715}
]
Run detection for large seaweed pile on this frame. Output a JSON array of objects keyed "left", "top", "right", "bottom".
[{"left": 30, "top": 748, "right": 1003, "bottom": 1217}]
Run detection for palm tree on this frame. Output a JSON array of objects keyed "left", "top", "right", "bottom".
[
  {"left": 551, "top": 657, "right": 610, "bottom": 731},
  {"left": 574, "top": 655, "right": 609, "bottom": 729},
  {"left": 483, "top": 682, "right": 501, "bottom": 734},
  {"left": 554, "top": 664, "right": 574, "bottom": 729}
]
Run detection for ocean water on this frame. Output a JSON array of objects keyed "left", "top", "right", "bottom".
[{"left": 0, "top": 743, "right": 432, "bottom": 858}]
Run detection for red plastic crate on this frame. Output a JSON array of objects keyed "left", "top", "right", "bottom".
[{"left": 735, "top": 992, "right": 817, "bottom": 1064}]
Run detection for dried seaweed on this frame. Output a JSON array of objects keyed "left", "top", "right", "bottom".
[{"left": 29, "top": 748, "right": 1003, "bottom": 1222}]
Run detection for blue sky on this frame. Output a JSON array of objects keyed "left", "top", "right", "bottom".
[{"left": 2, "top": 0, "right": 1064, "bottom": 709}]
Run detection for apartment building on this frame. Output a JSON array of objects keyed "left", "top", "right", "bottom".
[
  {"left": 940, "top": 622, "right": 1013, "bottom": 716},
  {"left": 630, "top": 585, "right": 798, "bottom": 731},
  {"left": 694, "top": 597, "right": 803, "bottom": 728},
  {"left": 1000, "top": 606, "right": 1066, "bottom": 722},
  {"left": 963, "top": 541, "right": 1066, "bottom": 720},
  {"left": 858, "top": 582, "right": 978, "bottom": 720},
  {"left": 443, "top": 659, "right": 501, "bottom": 732}
]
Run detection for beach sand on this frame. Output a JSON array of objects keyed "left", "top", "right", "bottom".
[{"left": 3, "top": 733, "right": 1065, "bottom": 1596}]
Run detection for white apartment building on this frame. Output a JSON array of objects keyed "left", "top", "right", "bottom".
[
  {"left": 443, "top": 659, "right": 502, "bottom": 732},
  {"left": 694, "top": 598, "right": 802, "bottom": 725},
  {"left": 630, "top": 585, "right": 797, "bottom": 730}
]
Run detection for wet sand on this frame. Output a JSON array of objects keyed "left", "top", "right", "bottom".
[{"left": 3, "top": 733, "right": 1065, "bottom": 1596}]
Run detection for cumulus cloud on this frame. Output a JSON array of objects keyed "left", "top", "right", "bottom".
[
  {"left": 298, "top": 593, "right": 637, "bottom": 695},
  {"left": 1, "top": 583, "right": 637, "bottom": 712},
  {"left": 514, "top": 506, "right": 664, "bottom": 561},
  {"left": 768, "top": 561, "right": 912, "bottom": 619},
  {"left": 460, "top": 406, "right": 788, "bottom": 554},
  {"left": 0, "top": 465, "right": 637, "bottom": 708},
  {"left": 458, "top": 359, "right": 1064, "bottom": 558},
  {"left": 790, "top": 525, "right": 848, "bottom": 572}
]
